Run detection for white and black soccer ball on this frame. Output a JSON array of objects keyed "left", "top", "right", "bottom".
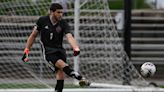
[{"left": 140, "top": 62, "right": 156, "bottom": 77}]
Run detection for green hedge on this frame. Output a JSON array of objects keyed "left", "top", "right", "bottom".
[
  {"left": 0, "top": 0, "right": 151, "bottom": 15},
  {"left": 108, "top": 0, "right": 151, "bottom": 9}
]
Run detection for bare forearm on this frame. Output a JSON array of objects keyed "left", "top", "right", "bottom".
[
  {"left": 66, "top": 33, "right": 80, "bottom": 56},
  {"left": 25, "top": 35, "right": 36, "bottom": 49},
  {"left": 25, "top": 29, "right": 38, "bottom": 49},
  {"left": 66, "top": 34, "right": 79, "bottom": 49}
]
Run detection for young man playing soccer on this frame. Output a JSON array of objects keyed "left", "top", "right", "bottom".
[{"left": 22, "top": 3, "right": 90, "bottom": 92}]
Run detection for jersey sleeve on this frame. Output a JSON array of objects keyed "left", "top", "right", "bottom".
[
  {"left": 63, "top": 21, "right": 72, "bottom": 34},
  {"left": 35, "top": 17, "right": 42, "bottom": 32}
]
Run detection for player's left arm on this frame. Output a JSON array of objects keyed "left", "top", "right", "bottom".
[{"left": 66, "top": 33, "right": 80, "bottom": 56}]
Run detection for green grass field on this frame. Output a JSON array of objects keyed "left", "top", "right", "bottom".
[
  {"left": 0, "top": 83, "right": 47, "bottom": 89},
  {"left": 0, "top": 83, "right": 81, "bottom": 89},
  {"left": 0, "top": 83, "right": 163, "bottom": 89}
]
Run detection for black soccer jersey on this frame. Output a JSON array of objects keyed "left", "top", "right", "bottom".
[{"left": 36, "top": 16, "right": 71, "bottom": 54}]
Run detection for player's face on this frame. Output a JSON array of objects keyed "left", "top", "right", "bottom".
[{"left": 52, "top": 9, "right": 63, "bottom": 21}]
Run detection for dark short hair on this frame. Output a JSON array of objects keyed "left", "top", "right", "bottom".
[{"left": 50, "top": 3, "right": 63, "bottom": 12}]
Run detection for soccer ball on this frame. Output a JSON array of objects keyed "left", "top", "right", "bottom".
[{"left": 140, "top": 62, "right": 156, "bottom": 77}]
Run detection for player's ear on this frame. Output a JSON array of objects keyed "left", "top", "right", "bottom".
[
  {"left": 49, "top": 10, "right": 52, "bottom": 14},
  {"left": 49, "top": 10, "right": 55, "bottom": 14},
  {"left": 71, "top": 33, "right": 74, "bottom": 37},
  {"left": 48, "top": 10, "right": 50, "bottom": 15}
]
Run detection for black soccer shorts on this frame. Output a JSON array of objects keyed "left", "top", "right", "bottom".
[{"left": 45, "top": 51, "right": 67, "bottom": 72}]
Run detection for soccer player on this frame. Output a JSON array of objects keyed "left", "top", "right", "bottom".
[{"left": 22, "top": 3, "right": 90, "bottom": 92}]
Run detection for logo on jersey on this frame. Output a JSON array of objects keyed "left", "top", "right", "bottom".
[
  {"left": 56, "top": 26, "right": 62, "bottom": 33},
  {"left": 44, "top": 25, "right": 49, "bottom": 29}
]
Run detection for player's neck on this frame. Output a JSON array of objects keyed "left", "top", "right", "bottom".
[{"left": 49, "top": 15, "right": 57, "bottom": 25}]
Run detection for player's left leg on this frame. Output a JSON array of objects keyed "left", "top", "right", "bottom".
[
  {"left": 55, "top": 69, "right": 65, "bottom": 92},
  {"left": 55, "top": 59, "right": 90, "bottom": 87}
]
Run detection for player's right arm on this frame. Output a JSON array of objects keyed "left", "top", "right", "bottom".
[{"left": 22, "top": 26, "right": 38, "bottom": 62}]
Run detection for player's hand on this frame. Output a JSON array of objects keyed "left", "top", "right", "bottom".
[
  {"left": 73, "top": 47, "right": 80, "bottom": 56},
  {"left": 22, "top": 48, "right": 29, "bottom": 62}
]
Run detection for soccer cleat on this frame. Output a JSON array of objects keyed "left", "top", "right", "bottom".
[
  {"left": 70, "top": 71, "right": 82, "bottom": 80},
  {"left": 79, "top": 78, "right": 91, "bottom": 87}
]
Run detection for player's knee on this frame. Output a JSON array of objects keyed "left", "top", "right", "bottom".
[
  {"left": 55, "top": 59, "right": 68, "bottom": 69},
  {"left": 56, "top": 70, "right": 65, "bottom": 80}
]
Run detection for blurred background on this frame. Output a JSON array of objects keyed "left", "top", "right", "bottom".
[
  {"left": 108, "top": 0, "right": 164, "bottom": 86},
  {"left": 0, "top": 0, "right": 164, "bottom": 88}
]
